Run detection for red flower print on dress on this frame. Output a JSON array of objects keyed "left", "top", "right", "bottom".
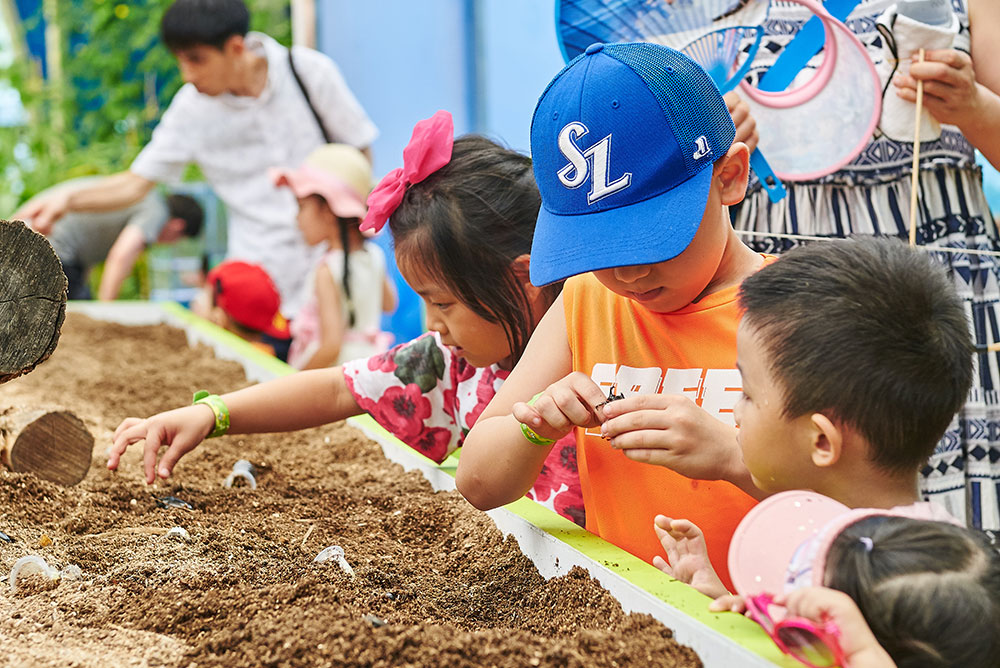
[
  {"left": 374, "top": 384, "right": 432, "bottom": 442},
  {"left": 343, "top": 375, "right": 379, "bottom": 415},
  {"left": 452, "top": 356, "right": 477, "bottom": 384},
  {"left": 367, "top": 348, "right": 398, "bottom": 373},
  {"left": 412, "top": 426, "right": 453, "bottom": 463},
  {"left": 465, "top": 370, "right": 502, "bottom": 430},
  {"left": 525, "top": 436, "right": 586, "bottom": 527}
]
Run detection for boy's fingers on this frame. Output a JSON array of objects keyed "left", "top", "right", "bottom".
[
  {"left": 652, "top": 555, "right": 673, "bottom": 575},
  {"left": 602, "top": 408, "right": 672, "bottom": 439},
  {"left": 157, "top": 442, "right": 188, "bottom": 479},
  {"left": 670, "top": 519, "right": 698, "bottom": 538},
  {"left": 622, "top": 448, "right": 662, "bottom": 465},
  {"left": 142, "top": 428, "right": 165, "bottom": 485},
  {"left": 113, "top": 417, "right": 142, "bottom": 440},
  {"left": 511, "top": 402, "right": 541, "bottom": 427},
  {"left": 547, "top": 386, "right": 598, "bottom": 428},
  {"left": 108, "top": 422, "right": 148, "bottom": 469}
]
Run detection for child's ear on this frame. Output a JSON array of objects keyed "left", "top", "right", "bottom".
[
  {"left": 208, "top": 306, "right": 230, "bottom": 330},
  {"left": 809, "top": 413, "right": 843, "bottom": 468},
  {"left": 224, "top": 34, "right": 245, "bottom": 57},
  {"left": 511, "top": 254, "right": 533, "bottom": 288},
  {"left": 512, "top": 253, "right": 547, "bottom": 303},
  {"left": 716, "top": 142, "right": 750, "bottom": 206}
]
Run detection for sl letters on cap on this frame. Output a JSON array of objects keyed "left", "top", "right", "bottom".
[{"left": 556, "top": 122, "right": 632, "bottom": 204}]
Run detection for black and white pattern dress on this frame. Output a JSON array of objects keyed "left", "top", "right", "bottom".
[{"left": 733, "top": 0, "right": 1000, "bottom": 529}]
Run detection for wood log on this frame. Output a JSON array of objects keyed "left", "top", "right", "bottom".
[
  {"left": 0, "top": 219, "right": 67, "bottom": 384},
  {"left": 1, "top": 409, "right": 93, "bottom": 486}
]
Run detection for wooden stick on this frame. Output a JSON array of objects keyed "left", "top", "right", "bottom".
[
  {"left": 301, "top": 523, "right": 315, "bottom": 549},
  {"left": 987, "top": 343, "right": 1000, "bottom": 353},
  {"left": 908, "top": 48, "right": 926, "bottom": 247},
  {"left": 81, "top": 527, "right": 172, "bottom": 538}
]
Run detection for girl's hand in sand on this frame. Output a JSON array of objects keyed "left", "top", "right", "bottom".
[
  {"left": 599, "top": 394, "right": 742, "bottom": 482},
  {"left": 893, "top": 49, "right": 984, "bottom": 128},
  {"left": 653, "top": 516, "right": 729, "bottom": 598},
  {"left": 511, "top": 371, "right": 608, "bottom": 443},
  {"left": 724, "top": 91, "right": 759, "bottom": 154},
  {"left": 781, "top": 588, "right": 896, "bottom": 668},
  {"left": 108, "top": 405, "right": 215, "bottom": 484}
]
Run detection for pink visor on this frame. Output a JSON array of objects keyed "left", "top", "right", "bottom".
[
  {"left": 728, "top": 490, "right": 961, "bottom": 598},
  {"left": 270, "top": 164, "right": 367, "bottom": 220}
]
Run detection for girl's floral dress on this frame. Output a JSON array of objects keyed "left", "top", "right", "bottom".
[{"left": 343, "top": 332, "right": 586, "bottom": 526}]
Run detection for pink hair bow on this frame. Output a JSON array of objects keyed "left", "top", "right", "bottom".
[{"left": 360, "top": 110, "right": 454, "bottom": 234}]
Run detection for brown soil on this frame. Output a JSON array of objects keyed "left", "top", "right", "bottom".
[{"left": 0, "top": 313, "right": 702, "bottom": 668}]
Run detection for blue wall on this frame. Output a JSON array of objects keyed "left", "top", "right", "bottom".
[{"left": 317, "top": 0, "right": 566, "bottom": 342}]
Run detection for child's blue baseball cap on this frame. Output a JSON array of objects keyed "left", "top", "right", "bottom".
[{"left": 529, "top": 42, "right": 736, "bottom": 286}]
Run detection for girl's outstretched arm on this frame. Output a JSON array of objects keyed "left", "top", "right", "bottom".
[
  {"left": 109, "top": 367, "right": 363, "bottom": 483},
  {"left": 459, "top": 294, "right": 597, "bottom": 510}
]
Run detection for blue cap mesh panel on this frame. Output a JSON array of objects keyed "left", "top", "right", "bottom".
[{"left": 602, "top": 42, "right": 735, "bottom": 177}]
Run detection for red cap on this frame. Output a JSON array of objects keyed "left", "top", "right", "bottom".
[{"left": 206, "top": 260, "right": 290, "bottom": 339}]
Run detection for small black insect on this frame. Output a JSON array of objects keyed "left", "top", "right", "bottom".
[
  {"left": 0, "top": 530, "right": 14, "bottom": 543},
  {"left": 153, "top": 494, "right": 195, "bottom": 511},
  {"left": 595, "top": 385, "right": 625, "bottom": 411}
]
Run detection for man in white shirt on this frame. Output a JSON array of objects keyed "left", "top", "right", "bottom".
[{"left": 16, "top": 0, "right": 377, "bottom": 316}]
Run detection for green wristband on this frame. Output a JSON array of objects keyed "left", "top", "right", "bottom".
[
  {"left": 193, "top": 390, "right": 230, "bottom": 438},
  {"left": 520, "top": 392, "right": 556, "bottom": 446}
]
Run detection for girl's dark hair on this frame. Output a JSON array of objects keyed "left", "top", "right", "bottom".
[
  {"left": 308, "top": 194, "right": 360, "bottom": 328},
  {"left": 337, "top": 216, "right": 356, "bottom": 328},
  {"left": 389, "top": 135, "right": 561, "bottom": 365},
  {"left": 825, "top": 516, "right": 1000, "bottom": 668}
]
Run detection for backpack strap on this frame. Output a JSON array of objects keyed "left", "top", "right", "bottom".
[{"left": 288, "top": 48, "right": 333, "bottom": 143}]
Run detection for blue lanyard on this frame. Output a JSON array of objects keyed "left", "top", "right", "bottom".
[{"left": 757, "top": 0, "right": 864, "bottom": 91}]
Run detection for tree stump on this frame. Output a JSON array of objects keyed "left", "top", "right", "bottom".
[
  {"left": 0, "top": 220, "right": 67, "bottom": 384},
  {"left": 1, "top": 409, "right": 93, "bottom": 486}
]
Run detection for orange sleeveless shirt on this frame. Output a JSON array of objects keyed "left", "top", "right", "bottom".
[{"left": 564, "top": 264, "right": 770, "bottom": 591}]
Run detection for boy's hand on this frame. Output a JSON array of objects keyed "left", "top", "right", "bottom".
[
  {"left": 652, "top": 515, "right": 729, "bottom": 598},
  {"left": 511, "top": 371, "right": 608, "bottom": 443},
  {"left": 108, "top": 405, "right": 215, "bottom": 484},
  {"left": 14, "top": 192, "right": 70, "bottom": 235},
  {"left": 893, "top": 49, "right": 983, "bottom": 128},
  {"left": 781, "top": 588, "right": 895, "bottom": 668},
  {"left": 599, "top": 394, "right": 742, "bottom": 482}
]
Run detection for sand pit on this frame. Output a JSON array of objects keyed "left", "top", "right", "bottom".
[{"left": 0, "top": 313, "right": 702, "bottom": 667}]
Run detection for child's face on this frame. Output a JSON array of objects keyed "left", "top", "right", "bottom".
[
  {"left": 734, "top": 321, "right": 816, "bottom": 493},
  {"left": 398, "top": 257, "right": 514, "bottom": 369},
  {"left": 296, "top": 196, "right": 329, "bottom": 246},
  {"left": 172, "top": 42, "right": 237, "bottom": 96},
  {"left": 591, "top": 191, "right": 729, "bottom": 313}
]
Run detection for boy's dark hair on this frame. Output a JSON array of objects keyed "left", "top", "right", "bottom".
[
  {"left": 738, "top": 237, "right": 973, "bottom": 474},
  {"left": 389, "top": 135, "right": 561, "bottom": 365},
  {"left": 161, "top": 0, "right": 250, "bottom": 51},
  {"left": 826, "top": 516, "right": 1000, "bottom": 668},
  {"left": 166, "top": 193, "right": 204, "bottom": 238}
]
